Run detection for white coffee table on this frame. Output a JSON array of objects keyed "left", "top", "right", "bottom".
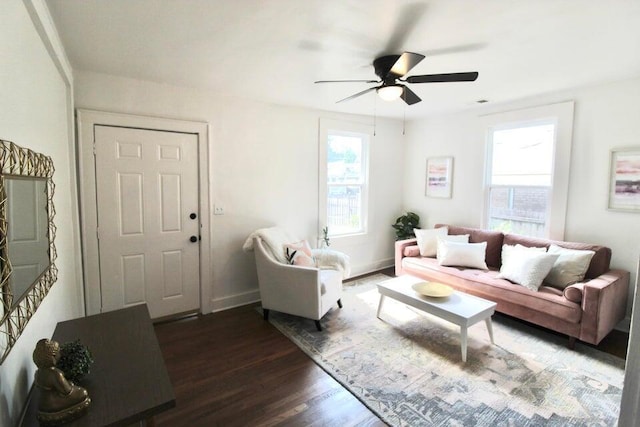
[{"left": 377, "top": 275, "right": 497, "bottom": 362}]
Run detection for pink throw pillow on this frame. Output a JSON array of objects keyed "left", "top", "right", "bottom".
[
  {"left": 403, "top": 245, "right": 421, "bottom": 257},
  {"left": 284, "top": 241, "right": 315, "bottom": 267}
]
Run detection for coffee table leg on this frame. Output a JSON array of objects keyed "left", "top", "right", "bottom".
[
  {"left": 485, "top": 317, "right": 495, "bottom": 344},
  {"left": 376, "top": 295, "right": 385, "bottom": 319},
  {"left": 460, "top": 326, "right": 468, "bottom": 362}
]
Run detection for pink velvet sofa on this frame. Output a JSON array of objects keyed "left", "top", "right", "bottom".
[{"left": 395, "top": 224, "right": 629, "bottom": 346}]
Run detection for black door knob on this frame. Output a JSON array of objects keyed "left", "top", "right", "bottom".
[
  {"left": 190, "top": 236, "right": 198, "bottom": 243},
  {"left": 190, "top": 213, "right": 197, "bottom": 219}
]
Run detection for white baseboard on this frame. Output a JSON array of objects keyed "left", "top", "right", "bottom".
[
  {"left": 207, "top": 258, "right": 395, "bottom": 313},
  {"left": 209, "top": 289, "right": 260, "bottom": 313}
]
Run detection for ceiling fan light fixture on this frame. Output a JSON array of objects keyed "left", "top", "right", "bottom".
[{"left": 377, "top": 85, "right": 403, "bottom": 101}]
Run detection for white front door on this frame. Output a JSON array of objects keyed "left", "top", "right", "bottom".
[{"left": 94, "top": 125, "right": 200, "bottom": 319}]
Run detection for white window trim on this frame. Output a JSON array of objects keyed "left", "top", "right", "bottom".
[
  {"left": 481, "top": 101, "right": 575, "bottom": 240},
  {"left": 318, "top": 118, "right": 372, "bottom": 242}
]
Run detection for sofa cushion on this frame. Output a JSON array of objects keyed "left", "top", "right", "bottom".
[
  {"left": 545, "top": 244, "right": 595, "bottom": 289},
  {"left": 437, "top": 239, "right": 488, "bottom": 270},
  {"left": 503, "top": 233, "right": 611, "bottom": 279},
  {"left": 436, "top": 224, "right": 504, "bottom": 268},
  {"left": 563, "top": 283, "right": 584, "bottom": 304},
  {"left": 403, "top": 245, "right": 421, "bottom": 257},
  {"left": 401, "top": 256, "right": 582, "bottom": 323}
]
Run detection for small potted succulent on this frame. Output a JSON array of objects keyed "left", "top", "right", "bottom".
[
  {"left": 56, "top": 340, "right": 94, "bottom": 383},
  {"left": 392, "top": 212, "right": 420, "bottom": 240}
]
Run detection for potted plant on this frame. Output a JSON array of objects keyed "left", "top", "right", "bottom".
[
  {"left": 56, "top": 340, "right": 94, "bottom": 383},
  {"left": 321, "top": 226, "right": 331, "bottom": 248},
  {"left": 392, "top": 212, "right": 420, "bottom": 240}
]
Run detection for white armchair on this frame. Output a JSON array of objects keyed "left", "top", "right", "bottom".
[{"left": 251, "top": 232, "right": 346, "bottom": 331}]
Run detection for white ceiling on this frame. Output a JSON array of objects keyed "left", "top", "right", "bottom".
[{"left": 46, "top": 0, "right": 640, "bottom": 119}]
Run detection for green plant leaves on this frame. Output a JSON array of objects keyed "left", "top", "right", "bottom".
[
  {"left": 56, "top": 340, "right": 94, "bottom": 383},
  {"left": 392, "top": 211, "right": 420, "bottom": 240}
]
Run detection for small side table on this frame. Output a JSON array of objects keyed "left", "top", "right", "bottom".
[{"left": 21, "top": 304, "right": 175, "bottom": 426}]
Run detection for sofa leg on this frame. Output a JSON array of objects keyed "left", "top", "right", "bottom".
[
  {"left": 263, "top": 308, "right": 270, "bottom": 321},
  {"left": 315, "top": 320, "right": 322, "bottom": 331},
  {"left": 568, "top": 336, "right": 576, "bottom": 350},
  {"left": 337, "top": 299, "right": 343, "bottom": 309}
]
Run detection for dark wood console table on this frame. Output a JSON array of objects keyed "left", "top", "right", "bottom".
[{"left": 21, "top": 304, "right": 175, "bottom": 426}]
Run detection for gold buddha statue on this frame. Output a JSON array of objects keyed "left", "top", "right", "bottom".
[{"left": 33, "top": 339, "right": 91, "bottom": 425}]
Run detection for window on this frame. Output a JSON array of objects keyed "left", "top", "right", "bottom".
[
  {"left": 486, "top": 121, "right": 555, "bottom": 237},
  {"left": 482, "top": 102, "right": 574, "bottom": 239},
  {"left": 325, "top": 131, "right": 368, "bottom": 236},
  {"left": 319, "top": 120, "right": 371, "bottom": 238}
]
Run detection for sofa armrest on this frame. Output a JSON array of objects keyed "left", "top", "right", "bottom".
[
  {"left": 580, "top": 269, "right": 630, "bottom": 345},
  {"left": 395, "top": 238, "right": 418, "bottom": 276}
]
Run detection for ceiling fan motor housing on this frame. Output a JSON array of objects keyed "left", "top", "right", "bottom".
[{"left": 374, "top": 55, "right": 402, "bottom": 81}]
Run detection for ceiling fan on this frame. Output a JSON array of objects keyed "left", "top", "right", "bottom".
[{"left": 315, "top": 52, "right": 479, "bottom": 105}]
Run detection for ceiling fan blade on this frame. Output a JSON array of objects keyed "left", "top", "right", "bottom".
[
  {"left": 384, "top": 3, "right": 428, "bottom": 53},
  {"left": 336, "top": 86, "right": 379, "bottom": 103},
  {"left": 315, "top": 79, "right": 379, "bottom": 84},
  {"left": 389, "top": 52, "right": 425, "bottom": 77},
  {"left": 401, "top": 86, "right": 421, "bottom": 105},
  {"left": 406, "top": 72, "right": 479, "bottom": 84}
]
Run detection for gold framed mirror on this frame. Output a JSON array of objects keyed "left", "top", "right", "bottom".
[{"left": 0, "top": 140, "right": 57, "bottom": 363}]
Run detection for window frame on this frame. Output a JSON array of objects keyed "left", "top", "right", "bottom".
[
  {"left": 319, "top": 119, "right": 372, "bottom": 240},
  {"left": 484, "top": 118, "right": 556, "bottom": 237},
  {"left": 481, "top": 102, "right": 575, "bottom": 239}
]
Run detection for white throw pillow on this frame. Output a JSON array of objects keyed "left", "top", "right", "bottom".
[
  {"left": 545, "top": 244, "right": 595, "bottom": 289},
  {"left": 414, "top": 227, "right": 448, "bottom": 257},
  {"left": 501, "top": 244, "right": 546, "bottom": 266},
  {"left": 437, "top": 239, "right": 488, "bottom": 270},
  {"left": 498, "top": 250, "right": 560, "bottom": 291}
]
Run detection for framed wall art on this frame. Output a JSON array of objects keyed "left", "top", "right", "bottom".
[
  {"left": 608, "top": 147, "right": 640, "bottom": 212},
  {"left": 425, "top": 156, "right": 453, "bottom": 198}
]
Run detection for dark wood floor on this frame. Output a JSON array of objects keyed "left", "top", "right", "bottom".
[
  {"left": 153, "top": 303, "right": 385, "bottom": 426},
  {"left": 153, "top": 270, "right": 629, "bottom": 426}
]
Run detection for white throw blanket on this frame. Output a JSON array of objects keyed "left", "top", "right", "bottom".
[
  {"left": 243, "top": 227, "right": 351, "bottom": 278},
  {"left": 242, "top": 227, "right": 297, "bottom": 264},
  {"left": 312, "top": 248, "right": 351, "bottom": 278}
]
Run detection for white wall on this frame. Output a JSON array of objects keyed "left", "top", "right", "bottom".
[
  {"left": 403, "top": 76, "right": 640, "bottom": 323},
  {"left": 0, "top": 2, "right": 82, "bottom": 426},
  {"left": 73, "top": 70, "right": 405, "bottom": 312}
]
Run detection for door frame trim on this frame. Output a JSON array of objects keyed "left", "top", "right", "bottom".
[{"left": 76, "top": 109, "right": 212, "bottom": 316}]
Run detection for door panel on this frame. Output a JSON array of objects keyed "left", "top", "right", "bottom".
[
  {"left": 122, "top": 254, "right": 145, "bottom": 304},
  {"left": 119, "top": 173, "right": 144, "bottom": 235},
  {"left": 95, "top": 125, "right": 199, "bottom": 319},
  {"left": 160, "top": 174, "right": 181, "bottom": 232},
  {"left": 6, "top": 179, "right": 50, "bottom": 301}
]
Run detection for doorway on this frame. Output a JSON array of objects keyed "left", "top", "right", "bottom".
[{"left": 77, "top": 110, "right": 211, "bottom": 318}]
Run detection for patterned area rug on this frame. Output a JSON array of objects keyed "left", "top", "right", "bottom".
[{"left": 265, "top": 274, "right": 625, "bottom": 426}]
